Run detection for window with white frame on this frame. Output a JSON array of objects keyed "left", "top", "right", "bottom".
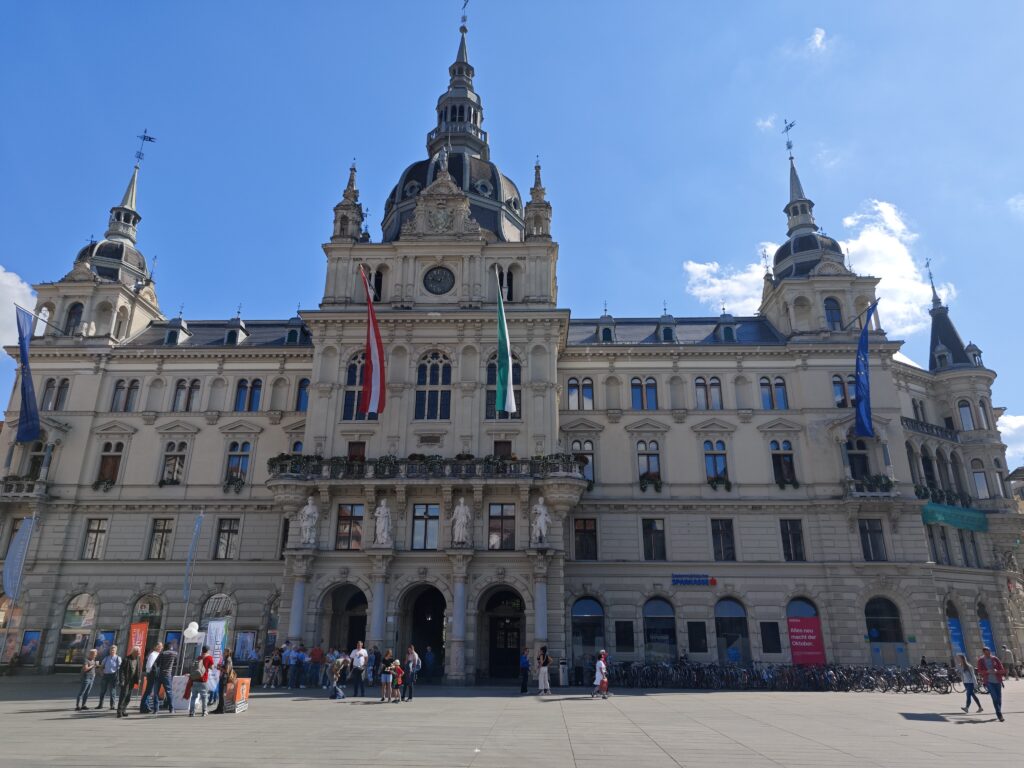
[
  {"left": 566, "top": 377, "right": 594, "bottom": 411},
  {"left": 96, "top": 441, "right": 124, "bottom": 485},
  {"left": 630, "top": 377, "right": 658, "bottom": 410},
  {"left": 970, "top": 459, "right": 989, "bottom": 499},
  {"left": 636, "top": 440, "right": 661, "bottom": 481},
  {"left": 160, "top": 441, "right": 188, "bottom": 485},
  {"left": 760, "top": 377, "right": 789, "bottom": 409},
  {"left": 234, "top": 379, "right": 262, "bottom": 412},
  {"left": 571, "top": 439, "right": 595, "bottom": 483},
  {"left": 82, "top": 518, "right": 107, "bottom": 560},
  {"left": 414, "top": 352, "right": 452, "bottom": 420},
  {"left": 770, "top": 440, "right": 796, "bottom": 485},
  {"left": 341, "top": 352, "right": 378, "bottom": 421},
  {"left": 703, "top": 440, "right": 728, "bottom": 482},
  {"left": 225, "top": 441, "right": 252, "bottom": 484}
]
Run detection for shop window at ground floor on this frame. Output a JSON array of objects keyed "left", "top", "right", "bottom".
[
  {"left": 687, "top": 621, "right": 708, "bottom": 654},
  {"left": 760, "top": 621, "right": 782, "bottom": 654},
  {"left": 615, "top": 620, "right": 634, "bottom": 653}
]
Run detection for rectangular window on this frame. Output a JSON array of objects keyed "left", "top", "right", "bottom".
[
  {"left": 938, "top": 525, "right": 952, "bottom": 565},
  {"left": 96, "top": 452, "right": 121, "bottom": 484},
  {"left": 615, "top": 620, "right": 635, "bottom": 652},
  {"left": 412, "top": 504, "right": 440, "bottom": 550},
  {"left": 347, "top": 441, "right": 366, "bottom": 461},
  {"left": 957, "top": 528, "right": 972, "bottom": 567},
  {"left": 487, "top": 503, "right": 516, "bottom": 551},
  {"left": 780, "top": 519, "right": 805, "bottom": 562},
  {"left": 642, "top": 518, "right": 666, "bottom": 561},
  {"left": 147, "top": 518, "right": 173, "bottom": 560},
  {"left": 335, "top": 504, "right": 364, "bottom": 551},
  {"left": 214, "top": 518, "right": 241, "bottom": 560},
  {"left": 926, "top": 524, "right": 940, "bottom": 562},
  {"left": 760, "top": 621, "right": 782, "bottom": 654},
  {"left": 493, "top": 440, "right": 512, "bottom": 459},
  {"left": 82, "top": 518, "right": 107, "bottom": 560},
  {"left": 711, "top": 518, "right": 736, "bottom": 562},
  {"left": 279, "top": 518, "right": 289, "bottom": 560},
  {"left": 687, "top": 621, "right": 708, "bottom": 654},
  {"left": 858, "top": 518, "right": 887, "bottom": 562},
  {"left": 574, "top": 518, "right": 597, "bottom": 561}
]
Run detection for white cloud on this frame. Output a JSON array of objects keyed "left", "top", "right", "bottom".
[
  {"left": 1007, "top": 193, "right": 1024, "bottom": 219},
  {"left": 0, "top": 264, "right": 36, "bottom": 347},
  {"left": 807, "top": 27, "right": 828, "bottom": 53},
  {"left": 840, "top": 200, "right": 954, "bottom": 336},
  {"left": 683, "top": 244, "right": 774, "bottom": 316},
  {"left": 755, "top": 115, "right": 776, "bottom": 132},
  {"left": 999, "top": 414, "right": 1024, "bottom": 468}
]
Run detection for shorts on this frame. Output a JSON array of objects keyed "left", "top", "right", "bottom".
[{"left": 381, "top": 673, "right": 393, "bottom": 683}]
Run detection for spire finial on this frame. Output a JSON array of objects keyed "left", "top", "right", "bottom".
[
  {"left": 135, "top": 129, "right": 156, "bottom": 165},
  {"left": 603, "top": 300, "right": 608, "bottom": 315},
  {"left": 663, "top": 299, "right": 668, "bottom": 315},
  {"left": 177, "top": 303, "right": 184, "bottom": 318},
  {"left": 926, "top": 258, "right": 942, "bottom": 308},
  {"left": 236, "top": 302, "right": 243, "bottom": 318},
  {"left": 782, "top": 119, "right": 796, "bottom": 159},
  {"left": 761, "top": 247, "right": 769, "bottom": 273}
]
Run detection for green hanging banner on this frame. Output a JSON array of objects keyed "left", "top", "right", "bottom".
[{"left": 921, "top": 502, "right": 988, "bottom": 532}]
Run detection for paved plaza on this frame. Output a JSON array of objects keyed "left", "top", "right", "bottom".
[{"left": 0, "top": 677, "right": 1021, "bottom": 767}]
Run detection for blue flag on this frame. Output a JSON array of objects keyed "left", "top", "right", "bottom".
[
  {"left": 2, "top": 515, "right": 35, "bottom": 601},
  {"left": 182, "top": 510, "right": 205, "bottom": 604},
  {"left": 854, "top": 301, "right": 880, "bottom": 438},
  {"left": 15, "top": 307, "right": 40, "bottom": 443}
]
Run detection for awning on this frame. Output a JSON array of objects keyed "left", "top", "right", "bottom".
[{"left": 921, "top": 502, "right": 988, "bottom": 532}]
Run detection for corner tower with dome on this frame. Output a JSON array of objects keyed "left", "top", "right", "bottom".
[{"left": 2, "top": 21, "right": 1022, "bottom": 681}]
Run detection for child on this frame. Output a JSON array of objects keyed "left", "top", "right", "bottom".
[
  {"left": 390, "top": 661, "right": 403, "bottom": 703},
  {"left": 329, "top": 657, "right": 347, "bottom": 700}
]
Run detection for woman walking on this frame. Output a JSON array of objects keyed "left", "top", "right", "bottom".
[
  {"left": 75, "top": 649, "right": 98, "bottom": 711},
  {"left": 213, "top": 649, "right": 235, "bottom": 714},
  {"left": 536, "top": 646, "right": 552, "bottom": 695},
  {"left": 592, "top": 650, "right": 609, "bottom": 699},
  {"left": 402, "top": 645, "right": 420, "bottom": 701},
  {"left": 957, "top": 653, "right": 983, "bottom": 713},
  {"left": 379, "top": 648, "right": 395, "bottom": 702}
]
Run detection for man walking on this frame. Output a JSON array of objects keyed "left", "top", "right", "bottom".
[
  {"left": 94, "top": 644, "right": 122, "bottom": 710},
  {"left": 150, "top": 642, "right": 178, "bottom": 714},
  {"left": 977, "top": 647, "right": 1007, "bottom": 722},
  {"left": 350, "top": 641, "right": 368, "bottom": 697},
  {"left": 188, "top": 645, "right": 215, "bottom": 717},
  {"left": 519, "top": 646, "right": 530, "bottom": 694},
  {"left": 116, "top": 647, "right": 141, "bottom": 718},
  {"left": 141, "top": 642, "right": 162, "bottom": 713}
]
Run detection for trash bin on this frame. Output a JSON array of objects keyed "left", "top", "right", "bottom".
[{"left": 558, "top": 658, "right": 568, "bottom": 687}]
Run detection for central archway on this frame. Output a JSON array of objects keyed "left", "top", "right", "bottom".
[
  {"left": 478, "top": 588, "right": 525, "bottom": 680},
  {"left": 320, "top": 585, "right": 368, "bottom": 653},
  {"left": 399, "top": 585, "right": 447, "bottom": 682}
]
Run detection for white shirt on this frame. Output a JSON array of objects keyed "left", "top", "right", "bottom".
[
  {"left": 145, "top": 650, "right": 160, "bottom": 673},
  {"left": 593, "top": 659, "right": 607, "bottom": 686},
  {"left": 351, "top": 648, "right": 368, "bottom": 669}
]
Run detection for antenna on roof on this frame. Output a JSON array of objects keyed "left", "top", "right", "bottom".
[
  {"left": 135, "top": 128, "right": 156, "bottom": 165},
  {"left": 782, "top": 119, "right": 796, "bottom": 158},
  {"left": 177, "top": 303, "right": 184, "bottom": 318}
]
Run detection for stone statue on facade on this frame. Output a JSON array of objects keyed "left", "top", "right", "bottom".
[
  {"left": 298, "top": 495, "right": 320, "bottom": 547},
  {"left": 373, "top": 498, "right": 393, "bottom": 546},
  {"left": 531, "top": 496, "right": 552, "bottom": 545},
  {"left": 451, "top": 496, "right": 472, "bottom": 547}
]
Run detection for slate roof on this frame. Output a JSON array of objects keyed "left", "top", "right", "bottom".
[
  {"left": 125, "top": 320, "right": 311, "bottom": 349},
  {"left": 567, "top": 317, "right": 787, "bottom": 346}
]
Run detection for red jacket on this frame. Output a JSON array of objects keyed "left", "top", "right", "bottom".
[{"left": 976, "top": 655, "right": 1005, "bottom": 684}]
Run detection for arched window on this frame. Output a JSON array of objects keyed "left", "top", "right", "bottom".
[
  {"left": 567, "top": 378, "right": 580, "bottom": 410},
  {"left": 234, "top": 379, "right": 249, "bottom": 411},
  {"left": 295, "top": 378, "right": 310, "bottom": 412},
  {"left": 832, "top": 375, "right": 848, "bottom": 408},
  {"left": 234, "top": 379, "right": 261, "bottom": 412},
  {"left": 643, "top": 598, "right": 677, "bottom": 662},
  {"left": 200, "top": 593, "right": 235, "bottom": 629},
  {"left": 110, "top": 380, "right": 127, "bottom": 412},
  {"left": 249, "top": 379, "right": 262, "bottom": 411},
  {"left": 185, "top": 379, "right": 200, "bottom": 411},
  {"left": 225, "top": 330, "right": 238, "bottom": 345},
  {"left": 571, "top": 439, "right": 594, "bottom": 483},
  {"left": 770, "top": 440, "right": 796, "bottom": 485},
  {"left": 708, "top": 377, "right": 723, "bottom": 410},
  {"left": 341, "top": 352, "right": 377, "bottom": 421},
  {"left": 161, "top": 441, "right": 188, "bottom": 484},
  {"left": 486, "top": 354, "right": 521, "bottom": 420},
  {"left": 580, "top": 377, "right": 594, "bottom": 410},
  {"left": 950, "top": 454, "right": 966, "bottom": 495},
  {"left": 24, "top": 439, "right": 46, "bottom": 479},
  {"left": 958, "top": 400, "right": 975, "bottom": 431},
  {"left": 864, "top": 597, "right": 903, "bottom": 643},
  {"left": 971, "top": 459, "right": 989, "bottom": 499},
  {"left": 845, "top": 439, "right": 870, "bottom": 480},
  {"left": 905, "top": 442, "right": 919, "bottom": 485},
  {"left": 123, "top": 379, "right": 140, "bottom": 412},
  {"left": 704, "top": 440, "right": 728, "bottom": 482},
  {"left": 936, "top": 451, "right": 952, "bottom": 491},
  {"left": 662, "top": 327, "right": 673, "bottom": 342},
  {"left": 722, "top": 326, "right": 736, "bottom": 342},
  {"left": 225, "top": 441, "right": 251, "bottom": 483},
  {"left": 133, "top": 595, "right": 163, "bottom": 652},
  {"left": 760, "top": 377, "right": 773, "bottom": 409},
  {"left": 64, "top": 303, "right": 84, "bottom": 335},
  {"left": 172, "top": 379, "right": 188, "bottom": 412},
  {"left": 55, "top": 379, "right": 70, "bottom": 411},
  {"left": 773, "top": 377, "right": 789, "bottom": 409},
  {"left": 40, "top": 379, "right": 56, "bottom": 411},
  {"left": 695, "top": 377, "right": 708, "bottom": 409},
  {"left": 415, "top": 351, "right": 452, "bottom": 420},
  {"left": 601, "top": 328, "right": 612, "bottom": 343},
  {"left": 56, "top": 593, "right": 96, "bottom": 665},
  {"left": 630, "top": 377, "right": 658, "bottom": 410},
  {"left": 637, "top": 440, "right": 660, "bottom": 481},
  {"left": 291, "top": 440, "right": 303, "bottom": 453},
  {"left": 714, "top": 598, "right": 750, "bottom": 663},
  {"left": 96, "top": 441, "right": 124, "bottom": 485},
  {"left": 824, "top": 297, "right": 843, "bottom": 331},
  {"left": 286, "top": 329, "right": 299, "bottom": 344},
  {"left": 571, "top": 598, "right": 605, "bottom": 669},
  {"left": 921, "top": 447, "right": 937, "bottom": 487},
  {"left": 978, "top": 399, "right": 991, "bottom": 430},
  {"left": 786, "top": 598, "right": 818, "bottom": 618}
]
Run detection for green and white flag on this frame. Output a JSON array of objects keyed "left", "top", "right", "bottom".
[{"left": 495, "top": 268, "right": 517, "bottom": 414}]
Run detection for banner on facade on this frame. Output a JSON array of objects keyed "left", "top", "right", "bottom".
[
  {"left": 205, "top": 618, "right": 228, "bottom": 698},
  {"left": 947, "top": 618, "right": 966, "bottom": 655},
  {"left": 2, "top": 515, "right": 35, "bottom": 600},
  {"left": 979, "top": 619, "right": 996, "bottom": 651},
  {"left": 787, "top": 616, "right": 826, "bottom": 665},
  {"left": 129, "top": 622, "right": 149, "bottom": 688},
  {"left": 223, "top": 677, "right": 251, "bottom": 713}
]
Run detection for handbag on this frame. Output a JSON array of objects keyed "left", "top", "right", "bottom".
[{"left": 599, "top": 679, "right": 609, "bottom": 694}]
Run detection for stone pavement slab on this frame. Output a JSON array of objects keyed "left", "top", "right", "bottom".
[{"left": 0, "top": 677, "right": 1021, "bottom": 767}]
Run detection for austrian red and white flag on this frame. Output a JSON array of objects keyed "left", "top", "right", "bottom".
[{"left": 358, "top": 268, "right": 386, "bottom": 416}]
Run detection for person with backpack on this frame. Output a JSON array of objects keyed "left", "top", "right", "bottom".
[
  {"left": 116, "top": 647, "right": 141, "bottom": 718},
  {"left": 186, "top": 645, "right": 215, "bottom": 717},
  {"left": 402, "top": 644, "right": 421, "bottom": 701},
  {"left": 536, "top": 646, "right": 553, "bottom": 695}
]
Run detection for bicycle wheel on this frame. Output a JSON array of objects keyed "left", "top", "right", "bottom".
[{"left": 951, "top": 679, "right": 964, "bottom": 693}]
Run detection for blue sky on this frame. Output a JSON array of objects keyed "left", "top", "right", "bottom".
[{"left": 2, "top": 1, "right": 1023, "bottom": 462}]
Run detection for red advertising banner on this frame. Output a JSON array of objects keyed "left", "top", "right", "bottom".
[
  {"left": 129, "top": 622, "right": 149, "bottom": 689},
  {"left": 787, "top": 616, "right": 826, "bottom": 665}
]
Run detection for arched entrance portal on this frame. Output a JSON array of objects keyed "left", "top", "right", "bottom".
[
  {"left": 321, "top": 585, "right": 368, "bottom": 652},
  {"left": 865, "top": 597, "right": 907, "bottom": 667},
  {"left": 479, "top": 588, "right": 525, "bottom": 680},
  {"left": 400, "top": 586, "right": 446, "bottom": 680}
]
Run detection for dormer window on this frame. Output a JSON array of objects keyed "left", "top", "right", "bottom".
[
  {"left": 601, "top": 328, "right": 613, "bottom": 343},
  {"left": 722, "top": 327, "right": 735, "bottom": 342},
  {"left": 936, "top": 353, "right": 949, "bottom": 369},
  {"left": 286, "top": 329, "right": 299, "bottom": 344},
  {"left": 226, "top": 330, "right": 238, "bottom": 345},
  {"left": 165, "top": 331, "right": 178, "bottom": 345},
  {"left": 662, "top": 327, "right": 673, "bottom": 342}
]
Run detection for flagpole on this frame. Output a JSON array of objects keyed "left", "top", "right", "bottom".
[
  {"left": 177, "top": 507, "right": 204, "bottom": 675},
  {"left": 13, "top": 304, "right": 67, "bottom": 337},
  {"left": 1, "top": 509, "right": 38, "bottom": 667},
  {"left": 841, "top": 299, "right": 881, "bottom": 333}
]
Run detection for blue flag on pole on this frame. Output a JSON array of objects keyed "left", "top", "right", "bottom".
[
  {"left": 854, "top": 301, "right": 880, "bottom": 438},
  {"left": 14, "top": 307, "right": 40, "bottom": 443},
  {"left": 182, "top": 510, "right": 204, "bottom": 603},
  {"left": 2, "top": 515, "right": 35, "bottom": 601}
]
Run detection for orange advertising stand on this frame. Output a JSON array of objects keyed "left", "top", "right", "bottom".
[{"left": 222, "top": 677, "right": 251, "bottom": 713}]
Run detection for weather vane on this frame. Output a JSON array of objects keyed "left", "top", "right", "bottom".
[
  {"left": 135, "top": 129, "right": 156, "bottom": 165},
  {"left": 177, "top": 303, "right": 185, "bottom": 318},
  {"left": 236, "top": 302, "right": 243, "bottom": 318},
  {"left": 462, "top": 0, "right": 469, "bottom": 25},
  {"left": 761, "top": 247, "right": 769, "bottom": 273},
  {"left": 782, "top": 119, "right": 796, "bottom": 158}
]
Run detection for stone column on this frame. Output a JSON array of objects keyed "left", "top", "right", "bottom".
[
  {"left": 447, "top": 552, "right": 472, "bottom": 683},
  {"left": 287, "top": 576, "right": 307, "bottom": 641},
  {"left": 38, "top": 443, "right": 55, "bottom": 483},
  {"left": 367, "top": 553, "right": 392, "bottom": 649}
]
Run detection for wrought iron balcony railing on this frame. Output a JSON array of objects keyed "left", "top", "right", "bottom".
[
  {"left": 901, "top": 416, "right": 960, "bottom": 443},
  {"left": 267, "top": 453, "right": 585, "bottom": 482}
]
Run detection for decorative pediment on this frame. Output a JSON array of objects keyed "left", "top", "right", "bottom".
[
  {"left": 825, "top": 412, "right": 891, "bottom": 441},
  {"left": 6, "top": 414, "right": 71, "bottom": 436},
  {"left": 155, "top": 420, "right": 201, "bottom": 436},
  {"left": 218, "top": 419, "right": 264, "bottom": 435},
  {"left": 757, "top": 418, "right": 804, "bottom": 434},
  {"left": 282, "top": 419, "right": 306, "bottom": 435},
  {"left": 400, "top": 171, "right": 481, "bottom": 240},
  {"left": 560, "top": 418, "right": 605, "bottom": 435},
  {"left": 624, "top": 418, "right": 669, "bottom": 434},
  {"left": 690, "top": 418, "right": 736, "bottom": 435},
  {"left": 811, "top": 260, "right": 852, "bottom": 277},
  {"left": 92, "top": 420, "right": 138, "bottom": 436}
]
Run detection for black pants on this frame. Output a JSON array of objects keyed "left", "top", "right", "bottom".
[
  {"left": 351, "top": 667, "right": 365, "bottom": 697},
  {"left": 520, "top": 668, "right": 529, "bottom": 693},
  {"left": 402, "top": 675, "right": 415, "bottom": 700},
  {"left": 116, "top": 680, "right": 134, "bottom": 714}
]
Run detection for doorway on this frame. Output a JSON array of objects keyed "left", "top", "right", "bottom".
[
  {"left": 402, "top": 586, "right": 446, "bottom": 679},
  {"left": 322, "top": 585, "right": 368, "bottom": 652},
  {"left": 481, "top": 589, "right": 525, "bottom": 679}
]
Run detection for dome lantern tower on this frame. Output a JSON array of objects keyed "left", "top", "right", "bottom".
[{"left": 427, "top": 23, "right": 489, "bottom": 161}]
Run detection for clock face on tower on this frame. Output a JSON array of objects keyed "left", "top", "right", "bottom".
[{"left": 423, "top": 266, "right": 456, "bottom": 295}]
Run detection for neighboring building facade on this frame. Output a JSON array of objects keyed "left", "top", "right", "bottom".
[{"left": 2, "top": 24, "right": 1023, "bottom": 679}]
